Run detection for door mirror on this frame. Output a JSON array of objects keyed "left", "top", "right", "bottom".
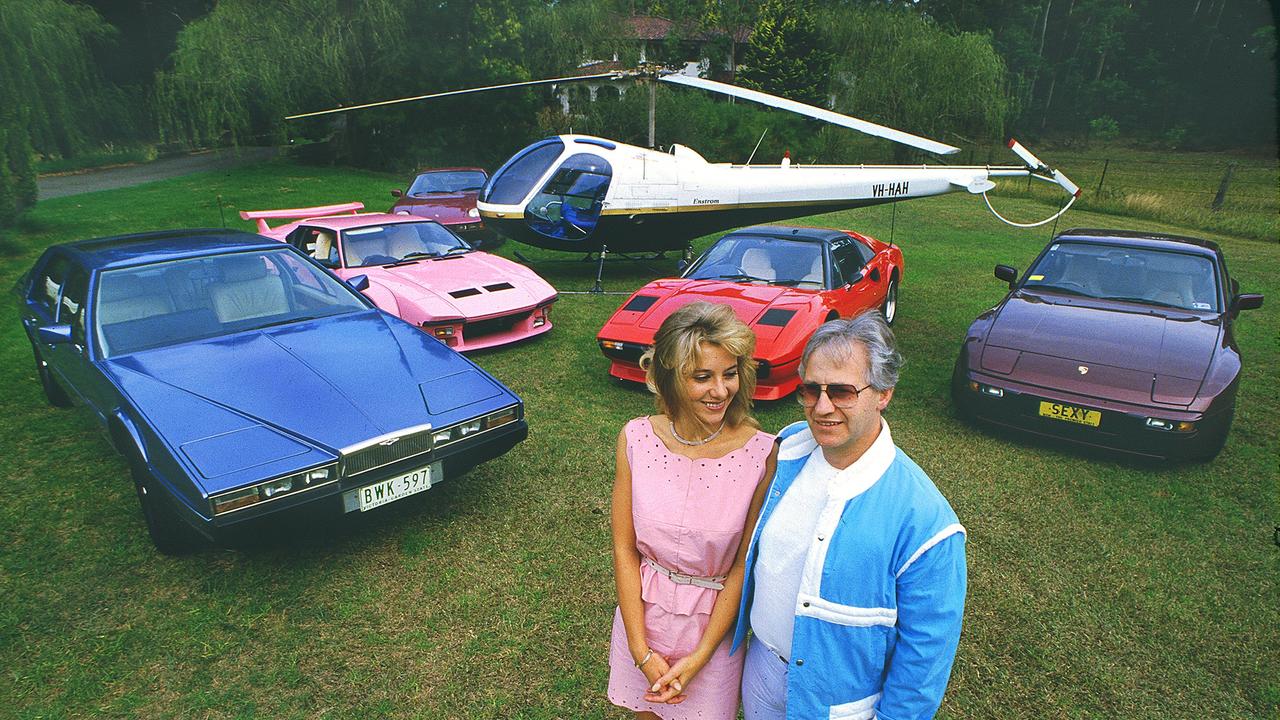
[
  {"left": 994, "top": 264, "right": 1019, "bottom": 289},
  {"left": 346, "top": 274, "right": 370, "bottom": 292},
  {"left": 869, "top": 267, "right": 881, "bottom": 283},
  {"left": 391, "top": 189, "right": 403, "bottom": 198},
  {"left": 38, "top": 324, "right": 73, "bottom": 345},
  {"left": 1232, "top": 293, "right": 1264, "bottom": 312}
]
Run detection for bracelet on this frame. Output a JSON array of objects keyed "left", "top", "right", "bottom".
[{"left": 635, "top": 649, "right": 654, "bottom": 669}]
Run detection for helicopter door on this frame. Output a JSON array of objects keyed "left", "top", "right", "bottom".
[{"left": 525, "top": 153, "right": 612, "bottom": 241}]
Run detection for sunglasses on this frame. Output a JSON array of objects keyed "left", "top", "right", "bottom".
[{"left": 796, "top": 382, "right": 871, "bottom": 408}]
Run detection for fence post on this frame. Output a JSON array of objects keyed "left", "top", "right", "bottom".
[
  {"left": 1211, "top": 162, "right": 1236, "bottom": 210},
  {"left": 1095, "top": 159, "right": 1109, "bottom": 194}
]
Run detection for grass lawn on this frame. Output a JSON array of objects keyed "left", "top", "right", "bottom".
[{"left": 1, "top": 157, "right": 1276, "bottom": 719}]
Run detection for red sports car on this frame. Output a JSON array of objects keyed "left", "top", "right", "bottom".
[
  {"left": 390, "top": 167, "right": 496, "bottom": 247},
  {"left": 597, "top": 225, "right": 903, "bottom": 400}
]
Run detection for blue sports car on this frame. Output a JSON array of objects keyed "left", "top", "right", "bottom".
[{"left": 17, "top": 229, "right": 528, "bottom": 553}]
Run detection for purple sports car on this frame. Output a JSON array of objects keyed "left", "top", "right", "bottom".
[{"left": 952, "top": 228, "right": 1263, "bottom": 461}]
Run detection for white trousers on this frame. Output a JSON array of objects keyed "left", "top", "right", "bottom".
[{"left": 741, "top": 638, "right": 788, "bottom": 720}]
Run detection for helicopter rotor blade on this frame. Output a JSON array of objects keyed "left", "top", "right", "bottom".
[
  {"left": 285, "top": 72, "right": 626, "bottom": 120},
  {"left": 659, "top": 74, "right": 960, "bottom": 156},
  {"left": 1007, "top": 139, "right": 1081, "bottom": 197}
]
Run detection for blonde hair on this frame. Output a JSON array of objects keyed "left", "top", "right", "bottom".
[{"left": 639, "top": 302, "right": 758, "bottom": 429}]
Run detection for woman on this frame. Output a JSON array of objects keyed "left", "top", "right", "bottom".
[{"left": 608, "top": 302, "right": 778, "bottom": 719}]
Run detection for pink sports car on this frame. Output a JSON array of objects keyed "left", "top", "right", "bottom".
[{"left": 241, "top": 202, "right": 557, "bottom": 351}]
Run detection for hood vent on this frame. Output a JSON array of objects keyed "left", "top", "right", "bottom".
[
  {"left": 483, "top": 282, "right": 514, "bottom": 292},
  {"left": 449, "top": 288, "right": 482, "bottom": 299}
]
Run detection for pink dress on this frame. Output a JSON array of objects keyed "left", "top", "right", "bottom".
[{"left": 608, "top": 417, "right": 775, "bottom": 719}]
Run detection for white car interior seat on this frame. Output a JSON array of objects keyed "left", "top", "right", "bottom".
[{"left": 210, "top": 255, "right": 289, "bottom": 323}]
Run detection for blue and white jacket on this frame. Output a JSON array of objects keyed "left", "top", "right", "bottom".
[{"left": 732, "top": 421, "right": 967, "bottom": 720}]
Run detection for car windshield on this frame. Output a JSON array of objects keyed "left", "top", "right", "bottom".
[
  {"left": 342, "top": 222, "right": 471, "bottom": 268},
  {"left": 686, "top": 236, "right": 825, "bottom": 287},
  {"left": 1024, "top": 241, "right": 1219, "bottom": 312},
  {"left": 407, "top": 170, "right": 487, "bottom": 196},
  {"left": 94, "top": 248, "right": 369, "bottom": 357}
]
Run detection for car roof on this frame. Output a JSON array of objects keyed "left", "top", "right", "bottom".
[
  {"left": 297, "top": 212, "right": 433, "bottom": 231},
  {"left": 722, "top": 225, "right": 847, "bottom": 244},
  {"left": 1054, "top": 228, "right": 1220, "bottom": 258},
  {"left": 59, "top": 228, "right": 284, "bottom": 271}
]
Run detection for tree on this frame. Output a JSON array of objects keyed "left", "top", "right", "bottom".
[
  {"left": 822, "top": 5, "right": 1010, "bottom": 160},
  {"left": 739, "top": 0, "right": 832, "bottom": 106},
  {"left": 0, "top": 0, "right": 141, "bottom": 159}
]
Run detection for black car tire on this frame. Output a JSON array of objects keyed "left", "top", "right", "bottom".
[
  {"left": 31, "top": 342, "right": 72, "bottom": 408},
  {"left": 881, "top": 277, "right": 899, "bottom": 325},
  {"left": 131, "top": 460, "right": 202, "bottom": 555}
]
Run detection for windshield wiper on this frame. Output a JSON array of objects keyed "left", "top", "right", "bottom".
[
  {"left": 442, "top": 246, "right": 471, "bottom": 255},
  {"left": 1025, "top": 284, "right": 1094, "bottom": 298},
  {"left": 254, "top": 314, "right": 325, "bottom": 330},
  {"left": 713, "top": 273, "right": 771, "bottom": 283},
  {"left": 1107, "top": 296, "right": 1188, "bottom": 310}
]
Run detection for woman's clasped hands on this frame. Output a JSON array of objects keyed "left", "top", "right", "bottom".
[{"left": 641, "top": 650, "right": 711, "bottom": 705}]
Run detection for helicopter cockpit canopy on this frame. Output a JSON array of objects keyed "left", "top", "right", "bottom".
[
  {"left": 525, "top": 153, "right": 612, "bottom": 241},
  {"left": 480, "top": 138, "right": 613, "bottom": 242}
]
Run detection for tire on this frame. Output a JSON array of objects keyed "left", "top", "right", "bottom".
[
  {"left": 31, "top": 342, "right": 72, "bottom": 408},
  {"left": 880, "top": 277, "right": 899, "bottom": 325},
  {"left": 131, "top": 460, "right": 202, "bottom": 555}
]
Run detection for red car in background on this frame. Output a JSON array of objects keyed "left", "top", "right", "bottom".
[
  {"left": 390, "top": 167, "right": 497, "bottom": 247},
  {"left": 597, "top": 225, "right": 903, "bottom": 400}
]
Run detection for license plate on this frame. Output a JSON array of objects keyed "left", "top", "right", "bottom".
[
  {"left": 1038, "top": 401, "right": 1101, "bottom": 427},
  {"left": 349, "top": 462, "right": 438, "bottom": 512}
]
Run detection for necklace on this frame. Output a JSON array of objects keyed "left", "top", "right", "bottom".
[{"left": 670, "top": 419, "right": 727, "bottom": 446}]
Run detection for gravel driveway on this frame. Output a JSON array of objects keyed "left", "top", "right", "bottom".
[{"left": 37, "top": 147, "right": 279, "bottom": 200}]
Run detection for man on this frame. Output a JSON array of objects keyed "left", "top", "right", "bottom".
[{"left": 733, "top": 311, "right": 967, "bottom": 720}]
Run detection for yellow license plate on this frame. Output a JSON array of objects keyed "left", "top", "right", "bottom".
[{"left": 1038, "top": 401, "right": 1101, "bottom": 427}]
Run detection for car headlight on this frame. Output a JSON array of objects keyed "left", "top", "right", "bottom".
[
  {"left": 430, "top": 407, "right": 520, "bottom": 450},
  {"left": 211, "top": 464, "right": 338, "bottom": 515},
  {"left": 468, "top": 207, "right": 480, "bottom": 218}
]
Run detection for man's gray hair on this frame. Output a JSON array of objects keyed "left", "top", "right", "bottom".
[{"left": 799, "top": 310, "right": 903, "bottom": 391}]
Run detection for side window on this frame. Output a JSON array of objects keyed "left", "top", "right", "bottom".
[
  {"left": 30, "top": 255, "right": 73, "bottom": 317},
  {"left": 60, "top": 269, "right": 89, "bottom": 343},
  {"left": 275, "top": 251, "right": 329, "bottom": 295},
  {"left": 832, "top": 246, "right": 864, "bottom": 285},
  {"left": 286, "top": 227, "right": 341, "bottom": 268},
  {"left": 852, "top": 240, "right": 875, "bottom": 266}
]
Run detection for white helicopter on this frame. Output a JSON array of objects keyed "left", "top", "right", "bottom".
[{"left": 288, "top": 68, "right": 1080, "bottom": 258}]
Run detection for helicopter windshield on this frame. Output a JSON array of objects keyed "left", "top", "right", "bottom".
[
  {"left": 482, "top": 139, "right": 565, "bottom": 205},
  {"left": 525, "top": 153, "right": 612, "bottom": 241}
]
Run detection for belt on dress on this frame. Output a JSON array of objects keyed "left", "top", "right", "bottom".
[{"left": 643, "top": 557, "right": 727, "bottom": 590}]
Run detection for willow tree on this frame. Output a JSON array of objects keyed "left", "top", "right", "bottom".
[
  {"left": 154, "top": 0, "right": 408, "bottom": 150},
  {"left": 822, "top": 5, "right": 1011, "bottom": 161},
  {"left": 0, "top": 0, "right": 139, "bottom": 160}
]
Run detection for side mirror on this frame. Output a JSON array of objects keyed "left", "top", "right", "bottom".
[
  {"left": 869, "top": 267, "right": 881, "bottom": 283},
  {"left": 994, "top": 264, "right": 1018, "bottom": 289},
  {"left": 1232, "top": 293, "right": 1263, "bottom": 312},
  {"left": 38, "top": 324, "right": 73, "bottom": 345},
  {"left": 390, "top": 189, "right": 403, "bottom": 198},
  {"left": 346, "top": 274, "right": 370, "bottom": 292}
]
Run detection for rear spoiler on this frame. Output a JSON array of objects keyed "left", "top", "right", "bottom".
[{"left": 239, "top": 202, "right": 365, "bottom": 233}]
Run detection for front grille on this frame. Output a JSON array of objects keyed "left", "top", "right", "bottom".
[
  {"left": 343, "top": 426, "right": 435, "bottom": 476},
  {"left": 467, "top": 311, "right": 530, "bottom": 338}
]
